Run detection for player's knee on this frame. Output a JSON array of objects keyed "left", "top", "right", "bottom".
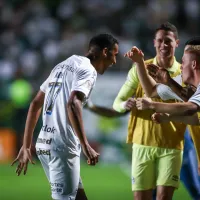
[
  {"left": 134, "top": 191, "right": 152, "bottom": 200},
  {"left": 156, "top": 192, "right": 172, "bottom": 200}
]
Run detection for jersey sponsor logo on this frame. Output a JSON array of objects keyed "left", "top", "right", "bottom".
[
  {"left": 51, "top": 183, "right": 64, "bottom": 187},
  {"left": 37, "top": 138, "right": 52, "bottom": 144},
  {"left": 172, "top": 175, "right": 179, "bottom": 182},
  {"left": 42, "top": 125, "right": 56, "bottom": 133},
  {"left": 56, "top": 64, "right": 75, "bottom": 72},
  {"left": 51, "top": 182, "right": 64, "bottom": 194},
  {"left": 36, "top": 149, "right": 50, "bottom": 155}
]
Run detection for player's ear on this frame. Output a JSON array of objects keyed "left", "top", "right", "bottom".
[
  {"left": 102, "top": 48, "right": 108, "bottom": 58},
  {"left": 175, "top": 39, "right": 180, "bottom": 47},
  {"left": 192, "top": 60, "right": 197, "bottom": 69}
]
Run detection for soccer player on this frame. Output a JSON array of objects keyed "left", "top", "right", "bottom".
[
  {"left": 11, "top": 34, "right": 119, "bottom": 200},
  {"left": 124, "top": 38, "right": 200, "bottom": 199},
  {"left": 113, "top": 22, "right": 199, "bottom": 200},
  {"left": 135, "top": 38, "right": 200, "bottom": 119}
]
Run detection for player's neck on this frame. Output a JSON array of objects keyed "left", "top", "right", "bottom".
[
  {"left": 90, "top": 60, "right": 102, "bottom": 73},
  {"left": 157, "top": 56, "right": 174, "bottom": 69},
  {"left": 85, "top": 53, "right": 104, "bottom": 74},
  {"left": 193, "top": 72, "right": 200, "bottom": 87}
]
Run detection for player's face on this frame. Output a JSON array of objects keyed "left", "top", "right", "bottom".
[
  {"left": 154, "top": 30, "right": 179, "bottom": 59},
  {"left": 100, "top": 43, "right": 119, "bottom": 74},
  {"left": 181, "top": 50, "right": 193, "bottom": 85}
]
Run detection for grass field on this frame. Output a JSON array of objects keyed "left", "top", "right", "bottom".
[{"left": 0, "top": 162, "right": 191, "bottom": 200}]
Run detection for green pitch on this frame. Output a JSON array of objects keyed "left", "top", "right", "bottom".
[{"left": 0, "top": 162, "right": 191, "bottom": 200}]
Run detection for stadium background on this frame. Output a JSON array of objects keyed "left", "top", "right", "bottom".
[{"left": 0, "top": 0, "right": 199, "bottom": 199}]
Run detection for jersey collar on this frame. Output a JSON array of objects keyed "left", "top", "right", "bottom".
[{"left": 153, "top": 57, "right": 180, "bottom": 74}]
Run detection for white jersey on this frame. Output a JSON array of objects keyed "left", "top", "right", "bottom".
[
  {"left": 156, "top": 74, "right": 183, "bottom": 101},
  {"left": 36, "top": 55, "right": 97, "bottom": 155},
  {"left": 189, "top": 84, "right": 200, "bottom": 107}
]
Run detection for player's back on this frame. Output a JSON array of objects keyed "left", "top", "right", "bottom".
[{"left": 36, "top": 55, "right": 97, "bottom": 155}]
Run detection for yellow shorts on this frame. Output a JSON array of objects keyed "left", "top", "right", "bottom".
[{"left": 132, "top": 143, "right": 183, "bottom": 191}]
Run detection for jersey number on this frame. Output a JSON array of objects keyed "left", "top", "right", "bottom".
[{"left": 45, "top": 82, "right": 62, "bottom": 115}]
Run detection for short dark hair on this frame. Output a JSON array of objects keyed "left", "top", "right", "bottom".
[
  {"left": 185, "top": 37, "right": 200, "bottom": 46},
  {"left": 89, "top": 34, "right": 118, "bottom": 51},
  {"left": 155, "top": 22, "right": 178, "bottom": 39}
]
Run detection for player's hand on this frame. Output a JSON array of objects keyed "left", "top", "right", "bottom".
[
  {"left": 147, "top": 64, "right": 171, "bottom": 85},
  {"left": 151, "top": 113, "right": 170, "bottom": 123},
  {"left": 124, "top": 98, "right": 136, "bottom": 110},
  {"left": 82, "top": 143, "right": 100, "bottom": 166},
  {"left": 124, "top": 46, "right": 144, "bottom": 63},
  {"left": 198, "top": 165, "right": 200, "bottom": 175},
  {"left": 11, "top": 146, "right": 35, "bottom": 176},
  {"left": 136, "top": 97, "right": 152, "bottom": 110}
]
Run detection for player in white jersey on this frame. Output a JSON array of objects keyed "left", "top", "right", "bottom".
[{"left": 11, "top": 33, "right": 119, "bottom": 200}]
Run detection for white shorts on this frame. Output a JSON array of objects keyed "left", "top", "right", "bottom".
[{"left": 36, "top": 148, "right": 83, "bottom": 200}]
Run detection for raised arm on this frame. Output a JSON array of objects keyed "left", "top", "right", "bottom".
[
  {"left": 11, "top": 90, "right": 44, "bottom": 175},
  {"left": 124, "top": 46, "right": 158, "bottom": 98},
  {"left": 67, "top": 91, "right": 99, "bottom": 165}
]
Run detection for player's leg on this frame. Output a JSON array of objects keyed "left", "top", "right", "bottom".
[
  {"left": 75, "top": 178, "right": 88, "bottom": 200},
  {"left": 156, "top": 186, "right": 175, "bottom": 200},
  {"left": 76, "top": 188, "right": 87, "bottom": 200},
  {"left": 49, "top": 150, "right": 81, "bottom": 200},
  {"left": 134, "top": 190, "right": 153, "bottom": 200},
  {"left": 152, "top": 189, "right": 157, "bottom": 200},
  {"left": 132, "top": 144, "right": 156, "bottom": 200},
  {"left": 36, "top": 148, "right": 51, "bottom": 181},
  {"left": 156, "top": 148, "right": 183, "bottom": 200}
]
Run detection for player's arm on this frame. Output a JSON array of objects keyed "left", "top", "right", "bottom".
[
  {"left": 147, "top": 64, "right": 195, "bottom": 101},
  {"left": 67, "top": 91, "right": 90, "bottom": 145},
  {"left": 124, "top": 46, "right": 158, "bottom": 98},
  {"left": 85, "top": 100, "right": 129, "bottom": 118},
  {"left": 67, "top": 91, "right": 99, "bottom": 165},
  {"left": 113, "top": 67, "right": 138, "bottom": 113},
  {"left": 136, "top": 98, "right": 199, "bottom": 116},
  {"left": 152, "top": 112, "right": 200, "bottom": 125},
  {"left": 11, "top": 90, "right": 44, "bottom": 175}
]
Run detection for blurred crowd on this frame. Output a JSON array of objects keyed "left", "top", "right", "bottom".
[
  {"left": 0, "top": 0, "right": 200, "bottom": 144},
  {"left": 1, "top": 0, "right": 200, "bottom": 85}
]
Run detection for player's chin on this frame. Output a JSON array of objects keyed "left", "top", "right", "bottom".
[
  {"left": 99, "top": 66, "right": 109, "bottom": 74},
  {"left": 159, "top": 52, "right": 171, "bottom": 58}
]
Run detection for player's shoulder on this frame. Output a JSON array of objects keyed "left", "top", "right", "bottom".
[
  {"left": 73, "top": 55, "right": 97, "bottom": 78},
  {"left": 144, "top": 58, "right": 154, "bottom": 65}
]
